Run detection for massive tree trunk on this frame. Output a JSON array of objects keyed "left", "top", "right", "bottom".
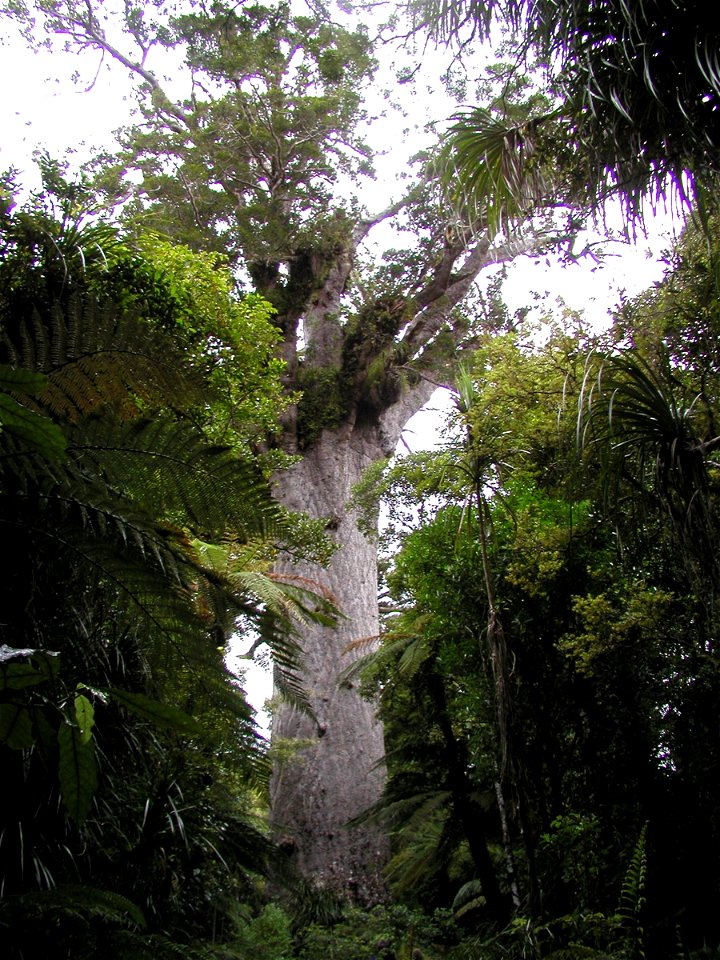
[
  {"left": 270, "top": 372, "right": 437, "bottom": 900},
  {"left": 11, "top": 0, "right": 580, "bottom": 900},
  {"left": 263, "top": 217, "right": 572, "bottom": 898},
  {"left": 270, "top": 430, "right": 387, "bottom": 901}
]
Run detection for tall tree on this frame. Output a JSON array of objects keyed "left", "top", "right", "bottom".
[{"left": 0, "top": 0, "right": 582, "bottom": 898}]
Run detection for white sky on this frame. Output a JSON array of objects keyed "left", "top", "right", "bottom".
[{"left": 1, "top": 24, "right": 679, "bottom": 297}]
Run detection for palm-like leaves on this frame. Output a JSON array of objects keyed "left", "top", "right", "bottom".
[
  {"left": 416, "top": 0, "right": 720, "bottom": 217},
  {"left": 195, "top": 540, "right": 338, "bottom": 716},
  {"left": 578, "top": 350, "right": 720, "bottom": 577},
  {"left": 441, "top": 107, "right": 558, "bottom": 233},
  {"left": 0, "top": 195, "right": 331, "bottom": 945}
]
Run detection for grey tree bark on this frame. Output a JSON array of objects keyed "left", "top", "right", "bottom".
[
  {"left": 263, "top": 212, "right": 575, "bottom": 899},
  {"left": 7, "top": 0, "right": 581, "bottom": 899},
  {"left": 270, "top": 431, "right": 389, "bottom": 901},
  {"left": 269, "top": 383, "right": 436, "bottom": 901}
]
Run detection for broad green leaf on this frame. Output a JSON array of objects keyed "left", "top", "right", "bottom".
[
  {"left": 58, "top": 717, "right": 98, "bottom": 822},
  {"left": 0, "top": 647, "right": 60, "bottom": 690},
  {"left": 73, "top": 693, "right": 95, "bottom": 745},
  {"left": 33, "top": 707, "right": 57, "bottom": 754},
  {"left": 32, "top": 649, "right": 61, "bottom": 682},
  {"left": 0, "top": 703, "right": 35, "bottom": 749},
  {"left": 0, "top": 661, "right": 48, "bottom": 691}
]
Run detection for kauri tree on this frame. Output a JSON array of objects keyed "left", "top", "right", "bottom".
[{"left": 0, "top": 0, "right": 584, "bottom": 898}]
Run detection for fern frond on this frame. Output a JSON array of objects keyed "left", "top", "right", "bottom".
[
  {"left": 615, "top": 822, "right": 649, "bottom": 960},
  {"left": 70, "top": 415, "right": 280, "bottom": 541},
  {"left": 618, "top": 823, "right": 648, "bottom": 921},
  {"left": 452, "top": 879, "right": 487, "bottom": 919},
  {"left": 384, "top": 810, "right": 454, "bottom": 895},
  {"left": 272, "top": 662, "right": 314, "bottom": 719},
  {"left": 357, "top": 787, "right": 452, "bottom": 830},
  {"left": 5, "top": 882, "right": 146, "bottom": 929},
  {"left": 0, "top": 364, "right": 67, "bottom": 460},
  {"left": 3, "top": 295, "right": 195, "bottom": 407}
]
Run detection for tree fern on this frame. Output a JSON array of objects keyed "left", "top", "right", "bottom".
[
  {"left": 615, "top": 823, "right": 648, "bottom": 960},
  {"left": 0, "top": 185, "right": 325, "bottom": 945}
]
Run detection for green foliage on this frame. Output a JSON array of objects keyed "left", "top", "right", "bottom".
[
  {"left": 0, "top": 364, "right": 67, "bottom": 457},
  {"left": 440, "top": 84, "right": 565, "bottom": 234},
  {"left": 0, "top": 885, "right": 151, "bottom": 960},
  {"left": 559, "top": 584, "right": 676, "bottom": 675},
  {"left": 578, "top": 345, "right": 720, "bottom": 597},
  {"left": 281, "top": 878, "right": 346, "bottom": 932},
  {"left": 615, "top": 824, "right": 648, "bottom": 960},
  {"left": 4, "top": 5, "right": 720, "bottom": 955},
  {"left": 357, "top": 282, "right": 720, "bottom": 954},
  {"left": 131, "top": 235, "right": 287, "bottom": 452},
  {"left": 295, "top": 365, "right": 348, "bottom": 449},
  {"left": 57, "top": 693, "right": 98, "bottom": 822},
  {"left": 55, "top": 2, "right": 378, "bottom": 269},
  {"left": 296, "top": 903, "right": 459, "bottom": 960},
  {"left": 226, "top": 903, "right": 294, "bottom": 960},
  {"left": 414, "top": 0, "right": 720, "bottom": 218},
  {"left": 0, "top": 180, "right": 330, "bottom": 954},
  {"left": 539, "top": 814, "right": 603, "bottom": 911}
]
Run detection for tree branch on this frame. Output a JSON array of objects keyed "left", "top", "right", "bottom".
[
  {"left": 303, "top": 187, "right": 430, "bottom": 363},
  {"left": 31, "top": 0, "right": 191, "bottom": 132},
  {"left": 400, "top": 222, "right": 574, "bottom": 358}
]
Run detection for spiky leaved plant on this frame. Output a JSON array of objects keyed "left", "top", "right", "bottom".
[{"left": 0, "top": 182, "right": 332, "bottom": 954}]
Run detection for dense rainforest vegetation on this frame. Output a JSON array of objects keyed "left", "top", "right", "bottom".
[
  {"left": 356, "top": 267, "right": 720, "bottom": 957},
  {"left": 2, "top": 0, "right": 720, "bottom": 956}
]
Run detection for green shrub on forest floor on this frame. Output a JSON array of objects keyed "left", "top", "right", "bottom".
[
  {"left": 224, "top": 903, "right": 294, "bottom": 960},
  {"left": 446, "top": 825, "right": 649, "bottom": 960},
  {"left": 295, "top": 904, "right": 459, "bottom": 960}
]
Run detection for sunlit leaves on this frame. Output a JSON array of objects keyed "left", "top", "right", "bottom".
[
  {"left": 560, "top": 584, "right": 676, "bottom": 675},
  {"left": 58, "top": 695, "right": 97, "bottom": 823}
]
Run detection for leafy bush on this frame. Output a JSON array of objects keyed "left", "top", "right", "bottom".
[
  {"left": 226, "top": 903, "right": 294, "bottom": 960},
  {"left": 296, "top": 904, "right": 459, "bottom": 960}
]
